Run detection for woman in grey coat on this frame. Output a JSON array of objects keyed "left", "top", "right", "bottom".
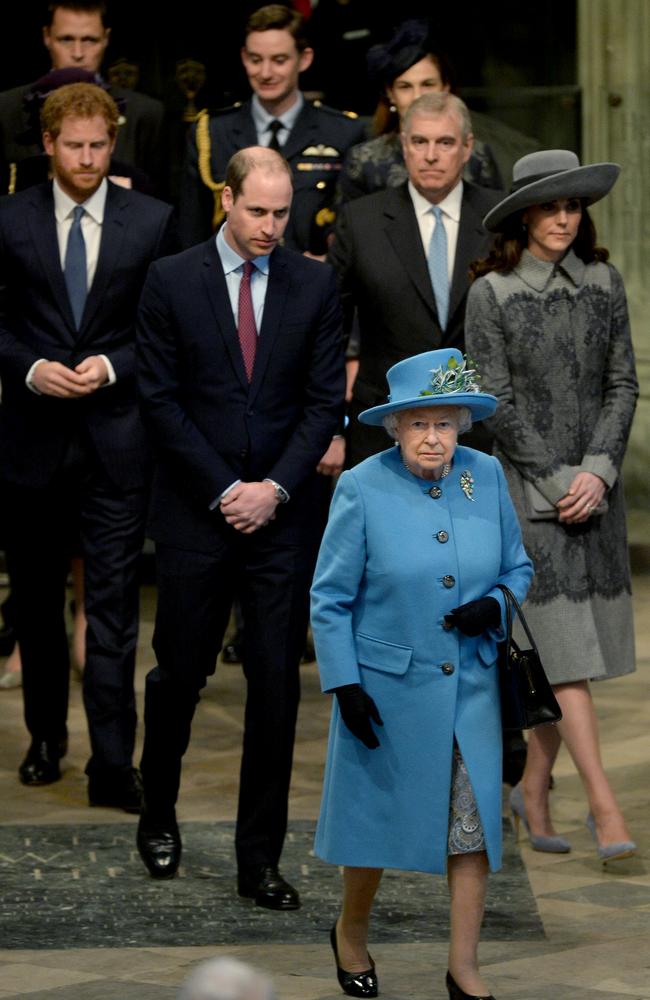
[{"left": 465, "top": 150, "right": 638, "bottom": 862}]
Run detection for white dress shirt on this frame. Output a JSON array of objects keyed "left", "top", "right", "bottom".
[
  {"left": 250, "top": 92, "right": 304, "bottom": 149},
  {"left": 409, "top": 179, "right": 464, "bottom": 286}
]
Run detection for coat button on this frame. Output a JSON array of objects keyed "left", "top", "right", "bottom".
[
  {"left": 442, "top": 662, "right": 455, "bottom": 675},
  {"left": 442, "top": 575, "right": 455, "bottom": 588},
  {"left": 436, "top": 530, "right": 449, "bottom": 543},
  {"left": 429, "top": 485, "right": 442, "bottom": 499}
]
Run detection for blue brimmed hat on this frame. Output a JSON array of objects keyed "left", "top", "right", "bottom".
[{"left": 358, "top": 349, "right": 497, "bottom": 426}]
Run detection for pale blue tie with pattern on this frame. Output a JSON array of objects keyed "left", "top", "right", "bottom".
[
  {"left": 428, "top": 205, "right": 449, "bottom": 331},
  {"left": 64, "top": 205, "right": 87, "bottom": 329}
]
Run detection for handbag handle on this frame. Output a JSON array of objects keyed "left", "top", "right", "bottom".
[{"left": 496, "top": 584, "right": 540, "bottom": 655}]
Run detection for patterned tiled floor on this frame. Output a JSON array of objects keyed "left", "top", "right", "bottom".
[{"left": 0, "top": 574, "right": 648, "bottom": 999}]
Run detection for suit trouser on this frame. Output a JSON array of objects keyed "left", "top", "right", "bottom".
[
  {"left": 4, "top": 435, "right": 147, "bottom": 775},
  {"left": 140, "top": 519, "right": 319, "bottom": 870}
]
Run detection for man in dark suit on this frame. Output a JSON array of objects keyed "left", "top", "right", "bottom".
[
  {"left": 178, "top": 3, "right": 365, "bottom": 254},
  {"left": 135, "top": 147, "right": 345, "bottom": 908},
  {"left": 0, "top": 1, "right": 166, "bottom": 195},
  {"left": 329, "top": 92, "right": 502, "bottom": 465},
  {"left": 0, "top": 82, "right": 175, "bottom": 806}
]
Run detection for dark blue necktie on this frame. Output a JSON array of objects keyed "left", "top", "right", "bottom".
[
  {"left": 428, "top": 205, "right": 449, "bottom": 331},
  {"left": 64, "top": 205, "right": 87, "bottom": 329}
]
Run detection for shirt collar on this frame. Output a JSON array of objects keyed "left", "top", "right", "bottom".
[
  {"left": 515, "top": 247, "right": 585, "bottom": 292},
  {"left": 216, "top": 223, "right": 271, "bottom": 276},
  {"left": 251, "top": 91, "right": 304, "bottom": 135},
  {"left": 408, "top": 178, "right": 463, "bottom": 222},
  {"left": 52, "top": 177, "right": 108, "bottom": 225}
]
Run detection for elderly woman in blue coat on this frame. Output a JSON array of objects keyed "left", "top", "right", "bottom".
[{"left": 311, "top": 348, "right": 533, "bottom": 1000}]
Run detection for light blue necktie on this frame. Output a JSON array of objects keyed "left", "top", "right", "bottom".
[
  {"left": 427, "top": 205, "right": 449, "bottom": 330},
  {"left": 64, "top": 205, "right": 87, "bottom": 329}
]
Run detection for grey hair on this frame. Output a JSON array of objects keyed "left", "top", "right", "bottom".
[
  {"left": 382, "top": 405, "right": 472, "bottom": 440},
  {"left": 401, "top": 92, "right": 473, "bottom": 143},
  {"left": 177, "top": 957, "right": 276, "bottom": 1000}
]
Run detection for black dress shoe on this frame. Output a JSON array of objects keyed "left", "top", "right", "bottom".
[
  {"left": 237, "top": 864, "right": 300, "bottom": 910},
  {"left": 137, "top": 813, "right": 181, "bottom": 879},
  {"left": 330, "top": 923, "right": 378, "bottom": 998},
  {"left": 19, "top": 740, "right": 62, "bottom": 785},
  {"left": 88, "top": 767, "right": 143, "bottom": 813},
  {"left": 446, "top": 970, "right": 495, "bottom": 1000}
]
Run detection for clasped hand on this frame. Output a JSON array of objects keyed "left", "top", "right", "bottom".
[
  {"left": 32, "top": 356, "right": 108, "bottom": 397},
  {"left": 219, "top": 481, "right": 278, "bottom": 534},
  {"left": 444, "top": 596, "right": 500, "bottom": 637},
  {"left": 555, "top": 471, "right": 606, "bottom": 524}
]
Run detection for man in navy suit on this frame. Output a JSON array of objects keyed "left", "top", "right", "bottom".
[
  {"left": 136, "top": 146, "right": 345, "bottom": 908},
  {"left": 0, "top": 82, "right": 175, "bottom": 806}
]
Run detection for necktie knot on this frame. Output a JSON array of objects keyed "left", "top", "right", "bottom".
[
  {"left": 243, "top": 259, "right": 255, "bottom": 280},
  {"left": 268, "top": 120, "right": 283, "bottom": 151},
  {"left": 73, "top": 205, "right": 85, "bottom": 223}
]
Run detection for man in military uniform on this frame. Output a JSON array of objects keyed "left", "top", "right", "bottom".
[{"left": 178, "top": 3, "right": 366, "bottom": 254}]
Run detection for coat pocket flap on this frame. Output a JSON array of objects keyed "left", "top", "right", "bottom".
[{"left": 356, "top": 632, "right": 413, "bottom": 675}]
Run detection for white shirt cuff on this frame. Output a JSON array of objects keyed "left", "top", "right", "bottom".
[{"left": 26, "top": 359, "right": 48, "bottom": 394}]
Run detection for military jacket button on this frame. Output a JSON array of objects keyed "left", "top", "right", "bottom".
[
  {"left": 442, "top": 662, "right": 455, "bottom": 675},
  {"left": 442, "top": 575, "right": 455, "bottom": 588}
]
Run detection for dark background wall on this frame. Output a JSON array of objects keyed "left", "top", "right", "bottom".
[{"left": 1, "top": 1, "right": 579, "bottom": 198}]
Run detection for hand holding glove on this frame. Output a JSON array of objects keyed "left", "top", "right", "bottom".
[
  {"left": 333, "top": 683, "right": 383, "bottom": 749},
  {"left": 444, "top": 596, "right": 500, "bottom": 637}
]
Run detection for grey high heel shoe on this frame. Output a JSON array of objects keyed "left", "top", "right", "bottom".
[
  {"left": 509, "top": 784, "right": 571, "bottom": 853},
  {"left": 586, "top": 814, "right": 637, "bottom": 863}
]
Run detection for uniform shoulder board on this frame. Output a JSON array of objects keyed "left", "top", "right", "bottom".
[
  {"left": 310, "top": 100, "right": 359, "bottom": 119},
  {"left": 208, "top": 101, "right": 243, "bottom": 118}
]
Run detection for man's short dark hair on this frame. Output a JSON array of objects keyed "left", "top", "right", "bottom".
[
  {"left": 44, "top": 2, "right": 108, "bottom": 27},
  {"left": 225, "top": 147, "right": 292, "bottom": 201},
  {"left": 245, "top": 4, "right": 309, "bottom": 53}
]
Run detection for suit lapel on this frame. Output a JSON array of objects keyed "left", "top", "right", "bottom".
[
  {"left": 200, "top": 241, "right": 250, "bottom": 390},
  {"left": 448, "top": 185, "right": 487, "bottom": 325},
  {"left": 248, "top": 249, "right": 290, "bottom": 403},
  {"left": 26, "top": 185, "right": 77, "bottom": 341},
  {"left": 383, "top": 185, "right": 437, "bottom": 319},
  {"left": 77, "top": 181, "right": 128, "bottom": 339}
]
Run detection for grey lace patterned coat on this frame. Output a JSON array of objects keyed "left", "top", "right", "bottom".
[{"left": 465, "top": 249, "right": 638, "bottom": 683}]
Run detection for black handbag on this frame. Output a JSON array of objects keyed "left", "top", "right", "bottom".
[{"left": 496, "top": 585, "right": 562, "bottom": 731}]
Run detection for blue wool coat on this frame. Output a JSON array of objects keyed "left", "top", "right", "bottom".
[{"left": 311, "top": 444, "right": 533, "bottom": 874}]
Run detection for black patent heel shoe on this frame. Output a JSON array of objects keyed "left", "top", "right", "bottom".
[
  {"left": 330, "top": 924, "right": 378, "bottom": 997},
  {"left": 446, "top": 970, "right": 495, "bottom": 1000}
]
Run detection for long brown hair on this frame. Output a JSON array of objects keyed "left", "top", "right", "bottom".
[{"left": 470, "top": 204, "right": 609, "bottom": 280}]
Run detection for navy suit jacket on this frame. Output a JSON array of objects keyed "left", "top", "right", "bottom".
[
  {"left": 137, "top": 240, "right": 346, "bottom": 552},
  {"left": 0, "top": 180, "right": 176, "bottom": 489}
]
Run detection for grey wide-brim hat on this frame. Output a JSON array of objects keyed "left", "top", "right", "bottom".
[
  {"left": 483, "top": 149, "right": 620, "bottom": 233},
  {"left": 358, "top": 348, "right": 497, "bottom": 426}
]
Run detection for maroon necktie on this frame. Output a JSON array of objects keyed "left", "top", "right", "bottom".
[{"left": 238, "top": 260, "right": 257, "bottom": 382}]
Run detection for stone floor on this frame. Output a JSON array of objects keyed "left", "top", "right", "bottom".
[{"left": 0, "top": 574, "right": 648, "bottom": 1000}]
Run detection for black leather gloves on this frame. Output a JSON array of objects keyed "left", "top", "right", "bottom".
[
  {"left": 333, "top": 683, "right": 383, "bottom": 749},
  {"left": 444, "top": 596, "right": 501, "bottom": 637}
]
